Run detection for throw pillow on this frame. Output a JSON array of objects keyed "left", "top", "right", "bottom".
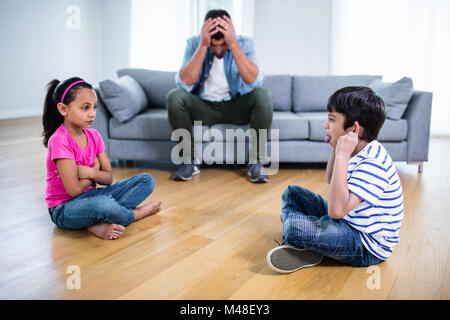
[
  {"left": 99, "top": 75, "right": 148, "bottom": 123},
  {"left": 369, "top": 77, "right": 414, "bottom": 120}
]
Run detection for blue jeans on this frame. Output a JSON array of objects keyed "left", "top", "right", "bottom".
[
  {"left": 281, "top": 185, "right": 383, "bottom": 267},
  {"left": 49, "top": 173, "right": 156, "bottom": 230}
]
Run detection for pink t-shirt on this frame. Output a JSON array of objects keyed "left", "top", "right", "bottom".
[{"left": 45, "top": 124, "right": 105, "bottom": 208}]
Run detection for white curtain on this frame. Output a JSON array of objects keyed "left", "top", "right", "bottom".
[
  {"left": 130, "top": 0, "right": 253, "bottom": 72},
  {"left": 331, "top": 0, "right": 450, "bottom": 136},
  {"left": 130, "top": 0, "right": 195, "bottom": 71}
]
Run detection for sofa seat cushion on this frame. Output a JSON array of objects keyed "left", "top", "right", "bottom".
[
  {"left": 110, "top": 110, "right": 309, "bottom": 142},
  {"left": 296, "top": 112, "right": 328, "bottom": 142},
  {"left": 109, "top": 109, "right": 209, "bottom": 141},
  {"left": 208, "top": 111, "right": 309, "bottom": 141},
  {"left": 296, "top": 112, "right": 407, "bottom": 142},
  {"left": 271, "top": 111, "right": 309, "bottom": 140},
  {"left": 110, "top": 109, "right": 172, "bottom": 140}
]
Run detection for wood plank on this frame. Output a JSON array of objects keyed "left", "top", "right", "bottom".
[
  {"left": 389, "top": 277, "right": 442, "bottom": 300},
  {"left": 64, "top": 235, "right": 213, "bottom": 299},
  {"left": 117, "top": 204, "right": 284, "bottom": 300}
]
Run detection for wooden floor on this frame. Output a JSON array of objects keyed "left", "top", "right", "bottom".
[{"left": 0, "top": 116, "right": 449, "bottom": 300}]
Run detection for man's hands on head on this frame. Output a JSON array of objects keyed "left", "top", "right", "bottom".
[
  {"left": 216, "top": 16, "right": 237, "bottom": 47},
  {"left": 187, "top": 15, "right": 257, "bottom": 85},
  {"left": 200, "top": 16, "right": 237, "bottom": 48},
  {"left": 201, "top": 17, "right": 219, "bottom": 48},
  {"left": 182, "top": 17, "right": 222, "bottom": 86}
]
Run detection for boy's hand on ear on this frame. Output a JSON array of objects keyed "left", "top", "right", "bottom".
[{"left": 336, "top": 123, "right": 360, "bottom": 158}]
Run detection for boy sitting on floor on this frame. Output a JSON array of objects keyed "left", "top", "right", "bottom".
[{"left": 267, "top": 86, "right": 404, "bottom": 273}]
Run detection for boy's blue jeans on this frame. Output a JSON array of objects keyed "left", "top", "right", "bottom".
[
  {"left": 49, "top": 173, "right": 155, "bottom": 230},
  {"left": 282, "top": 185, "right": 383, "bottom": 267}
]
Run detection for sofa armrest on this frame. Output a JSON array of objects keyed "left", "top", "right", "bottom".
[
  {"left": 403, "top": 90, "right": 433, "bottom": 162},
  {"left": 93, "top": 86, "right": 111, "bottom": 155}
]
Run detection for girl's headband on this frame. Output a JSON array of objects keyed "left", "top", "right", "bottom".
[{"left": 60, "top": 80, "right": 87, "bottom": 103}]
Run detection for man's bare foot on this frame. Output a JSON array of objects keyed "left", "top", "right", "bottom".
[
  {"left": 87, "top": 223, "right": 125, "bottom": 240},
  {"left": 133, "top": 200, "right": 162, "bottom": 221}
]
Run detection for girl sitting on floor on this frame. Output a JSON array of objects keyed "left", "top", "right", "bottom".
[{"left": 42, "top": 77, "right": 161, "bottom": 240}]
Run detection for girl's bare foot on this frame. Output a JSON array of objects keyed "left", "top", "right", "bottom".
[
  {"left": 133, "top": 200, "right": 162, "bottom": 221},
  {"left": 87, "top": 223, "right": 125, "bottom": 240}
]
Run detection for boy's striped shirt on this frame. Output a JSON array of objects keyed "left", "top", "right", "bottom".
[{"left": 344, "top": 140, "right": 404, "bottom": 260}]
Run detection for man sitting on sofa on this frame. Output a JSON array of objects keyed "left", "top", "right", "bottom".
[{"left": 166, "top": 9, "right": 274, "bottom": 183}]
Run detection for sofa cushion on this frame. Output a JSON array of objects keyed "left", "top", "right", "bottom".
[
  {"left": 117, "top": 68, "right": 177, "bottom": 109},
  {"left": 296, "top": 112, "right": 328, "bottom": 142},
  {"left": 109, "top": 109, "right": 209, "bottom": 141},
  {"left": 112, "top": 111, "right": 308, "bottom": 142},
  {"left": 271, "top": 111, "right": 309, "bottom": 140},
  {"left": 109, "top": 109, "right": 171, "bottom": 140},
  {"left": 292, "top": 75, "right": 382, "bottom": 112},
  {"left": 369, "top": 77, "right": 414, "bottom": 120},
  {"left": 378, "top": 119, "right": 408, "bottom": 141},
  {"left": 99, "top": 75, "right": 148, "bottom": 123},
  {"left": 296, "top": 112, "right": 407, "bottom": 142},
  {"left": 261, "top": 75, "right": 292, "bottom": 111},
  {"left": 208, "top": 111, "right": 309, "bottom": 141}
]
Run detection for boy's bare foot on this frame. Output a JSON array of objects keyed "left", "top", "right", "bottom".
[
  {"left": 87, "top": 223, "right": 125, "bottom": 240},
  {"left": 133, "top": 200, "right": 162, "bottom": 221}
]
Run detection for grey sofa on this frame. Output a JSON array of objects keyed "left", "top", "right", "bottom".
[{"left": 93, "top": 68, "right": 432, "bottom": 171}]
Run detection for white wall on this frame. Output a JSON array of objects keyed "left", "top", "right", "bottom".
[
  {"left": 101, "top": 0, "right": 132, "bottom": 80},
  {"left": 254, "top": 0, "right": 332, "bottom": 75},
  {"left": 0, "top": 0, "right": 131, "bottom": 120},
  {"left": 0, "top": 0, "right": 332, "bottom": 120}
]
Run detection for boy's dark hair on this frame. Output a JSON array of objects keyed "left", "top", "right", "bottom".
[
  {"left": 42, "top": 77, "right": 93, "bottom": 147},
  {"left": 327, "top": 86, "right": 386, "bottom": 142},
  {"left": 204, "top": 9, "right": 231, "bottom": 40}
]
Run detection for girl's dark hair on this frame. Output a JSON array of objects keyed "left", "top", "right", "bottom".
[
  {"left": 327, "top": 86, "right": 386, "bottom": 142},
  {"left": 42, "top": 77, "right": 93, "bottom": 147}
]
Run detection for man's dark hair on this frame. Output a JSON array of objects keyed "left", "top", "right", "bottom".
[
  {"left": 327, "top": 86, "right": 386, "bottom": 142},
  {"left": 204, "top": 9, "right": 231, "bottom": 40}
]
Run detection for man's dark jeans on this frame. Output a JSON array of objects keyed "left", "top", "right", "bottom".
[{"left": 166, "top": 88, "right": 274, "bottom": 162}]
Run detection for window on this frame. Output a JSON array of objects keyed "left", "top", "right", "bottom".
[
  {"left": 331, "top": 0, "right": 450, "bottom": 136},
  {"left": 130, "top": 0, "right": 253, "bottom": 71},
  {"left": 130, "top": 0, "right": 196, "bottom": 71}
]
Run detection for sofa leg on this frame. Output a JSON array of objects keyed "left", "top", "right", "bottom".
[{"left": 407, "top": 161, "right": 423, "bottom": 173}]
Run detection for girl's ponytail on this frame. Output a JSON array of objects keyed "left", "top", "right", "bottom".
[{"left": 42, "top": 79, "right": 63, "bottom": 147}]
